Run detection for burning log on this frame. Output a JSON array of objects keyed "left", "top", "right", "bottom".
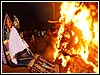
[{"left": 48, "top": 20, "right": 59, "bottom": 24}]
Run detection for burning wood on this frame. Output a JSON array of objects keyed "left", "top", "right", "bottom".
[
  {"left": 2, "top": 2, "right": 98, "bottom": 73},
  {"left": 48, "top": 20, "right": 59, "bottom": 24},
  {"left": 52, "top": 2, "right": 98, "bottom": 73}
]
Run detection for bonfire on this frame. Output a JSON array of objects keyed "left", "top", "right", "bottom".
[{"left": 52, "top": 2, "right": 98, "bottom": 73}]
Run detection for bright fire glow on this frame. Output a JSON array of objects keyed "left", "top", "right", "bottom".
[{"left": 53, "top": 2, "right": 98, "bottom": 73}]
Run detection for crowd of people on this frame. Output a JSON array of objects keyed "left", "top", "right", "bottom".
[{"left": 21, "top": 28, "right": 55, "bottom": 54}]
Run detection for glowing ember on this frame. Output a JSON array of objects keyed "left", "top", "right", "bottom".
[{"left": 53, "top": 2, "right": 98, "bottom": 73}]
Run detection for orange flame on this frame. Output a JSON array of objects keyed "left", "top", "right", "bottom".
[{"left": 53, "top": 2, "right": 98, "bottom": 73}]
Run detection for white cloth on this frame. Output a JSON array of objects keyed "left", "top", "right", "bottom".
[{"left": 9, "top": 27, "right": 27, "bottom": 64}]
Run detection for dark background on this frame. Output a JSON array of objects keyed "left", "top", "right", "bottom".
[{"left": 2, "top": 2, "right": 61, "bottom": 31}]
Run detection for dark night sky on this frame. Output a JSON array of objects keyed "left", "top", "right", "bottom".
[{"left": 2, "top": 2, "right": 60, "bottom": 31}]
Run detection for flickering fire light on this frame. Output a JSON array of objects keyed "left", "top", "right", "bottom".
[{"left": 53, "top": 2, "right": 98, "bottom": 73}]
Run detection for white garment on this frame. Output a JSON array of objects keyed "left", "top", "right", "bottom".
[{"left": 9, "top": 27, "right": 27, "bottom": 64}]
